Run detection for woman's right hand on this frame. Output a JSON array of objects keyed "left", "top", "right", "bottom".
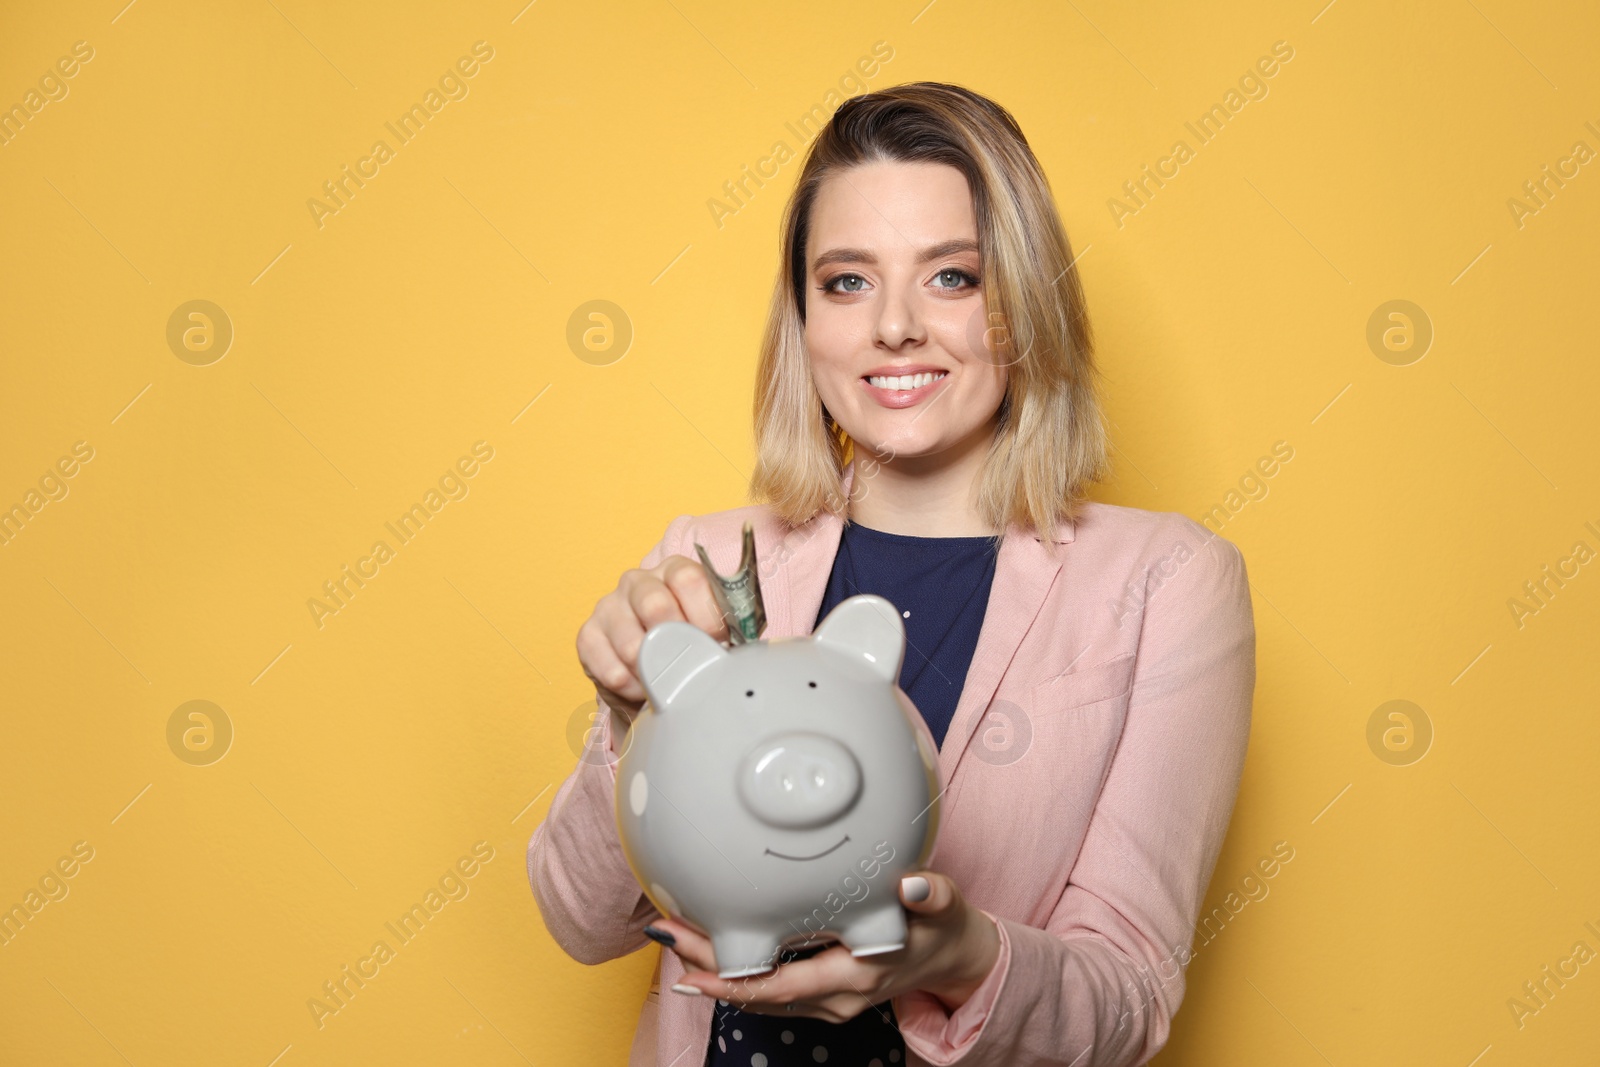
[{"left": 576, "top": 555, "right": 730, "bottom": 712}]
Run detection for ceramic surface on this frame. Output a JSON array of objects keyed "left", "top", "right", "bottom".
[{"left": 615, "top": 595, "right": 943, "bottom": 978}]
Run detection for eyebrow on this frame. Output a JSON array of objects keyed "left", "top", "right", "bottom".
[{"left": 811, "top": 238, "right": 980, "bottom": 272}]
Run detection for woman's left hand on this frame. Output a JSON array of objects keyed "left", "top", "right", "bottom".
[{"left": 651, "top": 871, "right": 1001, "bottom": 1023}]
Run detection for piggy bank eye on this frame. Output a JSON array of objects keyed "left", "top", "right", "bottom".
[
  {"left": 808, "top": 681, "right": 817, "bottom": 688},
  {"left": 745, "top": 689, "right": 754, "bottom": 698}
]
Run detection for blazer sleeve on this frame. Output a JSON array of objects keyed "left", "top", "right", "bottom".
[
  {"left": 526, "top": 513, "right": 696, "bottom": 965},
  {"left": 895, "top": 527, "right": 1257, "bottom": 1066}
]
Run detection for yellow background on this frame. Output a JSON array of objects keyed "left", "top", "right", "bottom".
[{"left": 2, "top": 0, "right": 1597, "bottom": 1063}]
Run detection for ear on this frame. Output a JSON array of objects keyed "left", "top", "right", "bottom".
[
  {"left": 637, "top": 622, "right": 729, "bottom": 712},
  {"left": 812, "top": 594, "right": 905, "bottom": 684}
]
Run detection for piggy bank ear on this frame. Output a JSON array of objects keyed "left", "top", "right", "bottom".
[
  {"left": 637, "top": 622, "right": 729, "bottom": 711},
  {"left": 812, "top": 594, "right": 905, "bottom": 683}
]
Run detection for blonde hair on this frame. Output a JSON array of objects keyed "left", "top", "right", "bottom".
[{"left": 749, "top": 81, "right": 1107, "bottom": 545}]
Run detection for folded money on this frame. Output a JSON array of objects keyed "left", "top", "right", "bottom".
[{"left": 694, "top": 521, "right": 766, "bottom": 645}]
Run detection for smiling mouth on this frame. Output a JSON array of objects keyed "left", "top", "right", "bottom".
[
  {"left": 859, "top": 371, "right": 948, "bottom": 410},
  {"left": 862, "top": 370, "right": 947, "bottom": 391},
  {"left": 764, "top": 834, "right": 850, "bottom": 862}
]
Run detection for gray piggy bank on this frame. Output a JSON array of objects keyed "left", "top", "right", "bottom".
[{"left": 614, "top": 594, "right": 942, "bottom": 978}]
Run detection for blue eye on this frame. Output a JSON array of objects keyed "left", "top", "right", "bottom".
[
  {"left": 934, "top": 268, "right": 979, "bottom": 290},
  {"left": 821, "top": 273, "right": 867, "bottom": 294}
]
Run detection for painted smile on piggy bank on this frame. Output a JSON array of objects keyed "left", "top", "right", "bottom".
[
  {"left": 614, "top": 594, "right": 943, "bottom": 978},
  {"left": 764, "top": 835, "right": 850, "bottom": 862}
]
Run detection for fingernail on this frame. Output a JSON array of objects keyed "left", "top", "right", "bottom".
[
  {"left": 670, "top": 983, "right": 703, "bottom": 996},
  {"left": 643, "top": 925, "right": 676, "bottom": 948},
  {"left": 901, "top": 875, "right": 930, "bottom": 902}
]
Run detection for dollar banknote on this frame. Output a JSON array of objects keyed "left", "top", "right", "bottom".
[{"left": 694, "top": 521, "right": 766, "bottom": 644}]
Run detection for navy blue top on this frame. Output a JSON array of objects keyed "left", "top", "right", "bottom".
[{"left": 704, "top": 519, "right": 1001, "bottom": 1066}]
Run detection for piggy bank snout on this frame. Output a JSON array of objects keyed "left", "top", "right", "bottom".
[{"left": 737, "top": 732, "right": 862, "bottom": 830}]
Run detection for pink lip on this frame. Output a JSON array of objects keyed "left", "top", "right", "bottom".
[{"left": 860, "top": 371, "right": 949, "bottom": 409}]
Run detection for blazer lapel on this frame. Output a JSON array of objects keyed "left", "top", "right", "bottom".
[
  {"left": 762, "top": 460, "right": 854, "bottom": 641},
  {"left": 936, "top": 524, "right": 1070, "bottom": 785}
]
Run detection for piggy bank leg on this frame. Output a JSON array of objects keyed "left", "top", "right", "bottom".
[
  {"left": 712, "top": 929, "right": 785, "bottom": 979},
  {"left": 839, "top": 904, "right": 907, "bottom": 958}
]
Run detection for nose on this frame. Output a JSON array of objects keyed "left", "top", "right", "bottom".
[
  {"left": 737, "top": 732, "right": 862, "bottom": 830},
  {"left": 873, "top": 279, "right": 927, "bottom": 350}
]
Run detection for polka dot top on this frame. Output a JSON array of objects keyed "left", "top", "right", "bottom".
[{"left": 703, "top": 518, "right": 1001, "bottom": 1065}]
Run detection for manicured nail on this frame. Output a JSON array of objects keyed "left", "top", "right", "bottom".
[
  {"left": 643, "top": 925, "right": 676, "bottom": 947},
  {"left": 670, "top": 983, "right": 703, "bottom": 996},
  {"left": 901, "top": 875, "right": 930, "bottom": 902}
]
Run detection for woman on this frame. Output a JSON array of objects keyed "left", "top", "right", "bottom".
[{"left": 530, "top": 82, "right": 1256, "bottom": 1066}]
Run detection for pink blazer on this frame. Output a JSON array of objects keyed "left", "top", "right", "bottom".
[{"left": 528, "top": 461, "right": 1256, "bottom": 1066}]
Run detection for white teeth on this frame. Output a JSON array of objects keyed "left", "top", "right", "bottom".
[{"left": 866, "top": 371, "right": 946, "bottom": 390}]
